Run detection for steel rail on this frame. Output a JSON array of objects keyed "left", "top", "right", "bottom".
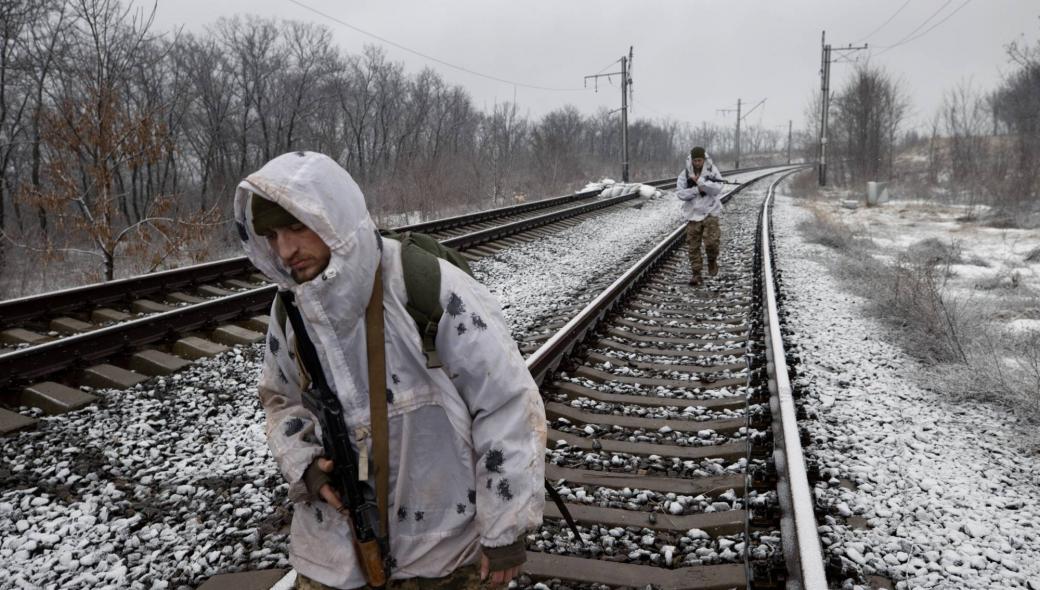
[
  {"left": 759, "top": 167, "right": 827, "bottom": 590},
  {"left": 0, "top": 173, "right": 705, "bottom": 328},
  {"left": 0, "top": 288, "right": 277, "bottom": 385},
  {"left": 0, "top": 257, "right": 258, "bottom": 329},
  {"left": 0, "top": 166, "right": 772, "bottom": 328},
  {"left": 0, "top": 166, "right": 789, "bottom": 389},
  {"left": 443, "top": 188, "right": 646, "bottom": 250}
]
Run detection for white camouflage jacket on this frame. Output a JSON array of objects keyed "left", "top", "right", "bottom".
[
  {"left": 675, "top": 154, "right": 724, "bottom": 222},
  {"left": 233, "top": 152, "right": 546, "bottom": 589}
]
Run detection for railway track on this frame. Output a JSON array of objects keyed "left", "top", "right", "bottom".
[
  {"left": 0, "top": 167, "right": 776, "bottom": 432},
  {"left": 512, "top": 167, "right": 825, "bottom": 589},
  {"left": 0, "top": 164, "right": 827, "bottom": 589},
  {"left": 198, "top": 165, "right": 819, "bottom": 590}
]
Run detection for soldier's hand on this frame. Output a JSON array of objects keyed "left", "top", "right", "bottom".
[
  {"left": 304, "top": 457, "right": 348, "bottom": 515},
  {"left": 316, "top": 458, "right": 347, "bottom": 512}
]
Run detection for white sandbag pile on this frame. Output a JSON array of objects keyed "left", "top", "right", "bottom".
[{"left": 599, "top": 183, "right": 664, "bottom": 199}]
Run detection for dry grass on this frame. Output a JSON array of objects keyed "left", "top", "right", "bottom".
[
  {"left": 800, "top": 205, "right": 1040, "bottom": 411},
  {"left": 797, "top": 205, "right": 873, "bottom": 252}
]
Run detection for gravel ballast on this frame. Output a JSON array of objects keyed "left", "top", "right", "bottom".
[{"left": 772, "top": 189, "right": 1040, "bottom": 590}]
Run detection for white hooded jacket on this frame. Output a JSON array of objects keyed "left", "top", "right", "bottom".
[
  {"left": 233, "top": 152, "right": 546, "bottom": 588},
  {"left": 675, "top": 154, "right": 724, "bottom": 222}
]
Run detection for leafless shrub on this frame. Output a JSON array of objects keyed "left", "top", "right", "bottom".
[
  {"left": 871, "top": 248, "right": 976, "bottom": 364},
  {"left": 906, "top": 238, "right": 963, "bottom": 266},
  {"left": 797, "top": 206, "right": 872, "bottom": 252},
  {"left": 1025, "top": 247, "right": 1040, "bottom": 263},
  {"left": 973, "top": 271, "right": 1022, "bottom": 291},
  {"left": 982, "top": 215, "right": 1024, "bottom": 229},
  {"left": 939, "top": 328, "right": 1040, "bottom": 413}
]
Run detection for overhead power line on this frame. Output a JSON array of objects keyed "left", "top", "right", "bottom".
[
  {"left": 875, "top": 0, "right": 972, "bottom": 55},
  {"left": 286, "top": 0, "right": 586, "bottom": 92},
  {"left": 883, "top": 0, "right": 953, "bottom": 46},
  {"left": 854, "top": 0, "right": 913, "bottom": 43}
]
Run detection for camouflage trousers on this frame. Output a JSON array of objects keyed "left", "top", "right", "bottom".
[
  {"left": 685, "top": 216, "right": 720, "bottom": 278},
  {"left": 295, "top": 565, "right": 491, "bottom": 590}
]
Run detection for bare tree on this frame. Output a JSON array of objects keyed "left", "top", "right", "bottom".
[
  {"left": 991, "top": 34, "right": 1040, "bottom": 207},
  {"left": 830, "top": 64, "right": 911, "bottom": 186}
]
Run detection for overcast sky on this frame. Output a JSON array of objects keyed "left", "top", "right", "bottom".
[{"left": 153, "top": 0, "right": 1038, "bottom": 134}]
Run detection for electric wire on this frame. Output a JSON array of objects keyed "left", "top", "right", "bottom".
[
  {"left": 874, "top": 0, "right": 971, "bottom": 55},
  {"left": 286, "top": 0, "right": 587, "bottom": 92},
  {"left": 854, "top": 0, "right": 913, "bottom": 44}
]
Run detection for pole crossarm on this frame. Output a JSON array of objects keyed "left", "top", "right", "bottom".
[{"left": 583, "top": 47, "right": 633, "bottom": 181}]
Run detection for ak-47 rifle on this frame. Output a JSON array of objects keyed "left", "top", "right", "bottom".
[{"left": 280, "top": 291, "right": 389, "bottom": 588}]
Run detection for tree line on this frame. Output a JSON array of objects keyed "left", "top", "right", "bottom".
[
  {"left": 0, "top": 0, "right": 789, "bottom": 294},
  {"left": 805, "top": 28, "right": 1040, "bottom": 212}
]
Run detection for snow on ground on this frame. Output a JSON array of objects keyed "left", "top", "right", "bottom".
[
  {"left": 0, "top": 349, "right": 289, "bottom": 590},
  {"left": 0, "top": 169, "right": 776, "bottom": 590},
  {"left": 772, "top": 189, "right": 1040, "bottom": 590},
  {"left": 824, "top": 198, "right": 1040, "bottom": 329}
]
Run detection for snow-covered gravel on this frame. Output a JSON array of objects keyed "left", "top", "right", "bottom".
[
  {"left": 0, "top": 348, "right": 289, "bottom": 589},
  {"left": 527, "top": 520, "right": 779, "bottom": 567},
  {"left": 546, "top": 436, "right": 755, "bottom": 479},
  {"left": 773, "top": 188, "right": 1040, "bottom": 590},
  {"left": 0, "top": 170, "right": 780, "bottom": 589}
]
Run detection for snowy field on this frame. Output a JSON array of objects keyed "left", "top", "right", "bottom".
[
  {"left": 773, "top": 188, "right": 1040, "bottom": 590},
  {"left": 0, "top": 171, "right": 773, "bottom": 590},
  {"left": 824, "top": 198, "right": 1040, "bottom": 335}
]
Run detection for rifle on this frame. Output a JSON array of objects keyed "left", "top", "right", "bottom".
[
  {"left": 687, "top": 174, "right": 742, "bottom": 186},
  {"left": 280, "top": 291, "right": 389, "bottom": 588}
]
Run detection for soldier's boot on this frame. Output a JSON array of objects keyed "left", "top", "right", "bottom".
[
  {"left": 688, "top": 274, "right": 702, "bottom": 287},
  {"left": 708, "top": 259, "right": 719, "bottom": 276}
]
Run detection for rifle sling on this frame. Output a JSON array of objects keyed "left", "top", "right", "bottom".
[{"left": 365, "top": 266, "right": 392, "bottom": 561}]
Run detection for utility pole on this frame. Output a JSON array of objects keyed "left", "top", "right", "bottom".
[
  {"left": 718, "top": 98, "right": 765, "bottom": 169},
  {"left": 585, "top": 46, "right": 634, "bottom": 182},
  {"left": 735, "top": 99, "right": 741, "bottom": 168},
  {"left": 818, "top": 30, "right": 868, "bottom": 186},
  {"left": 787, "top": 120, "right": 793, "bottom": 165}
]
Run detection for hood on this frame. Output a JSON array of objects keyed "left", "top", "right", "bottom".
[
  {"left": 233, "top": 151, "right": 381, "bottom": 300},
  {"left": 685, "top": 152, "right": 717, "bottom": 176}
]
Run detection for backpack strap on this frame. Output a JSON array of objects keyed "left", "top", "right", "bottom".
[{"left": 397, "top": 239, "right": 446, "bottom": 369}]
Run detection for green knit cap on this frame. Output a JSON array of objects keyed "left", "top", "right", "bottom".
[
  {"left": 251, "top": 194, "right": 300, "bottom": 235},
  {"left": 690, "top": 146, "right": 706, "bottom": 160}
]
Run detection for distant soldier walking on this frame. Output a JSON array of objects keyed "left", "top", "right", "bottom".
[{"left": 676, "top": 147, "right": 724, "bottom": 286}]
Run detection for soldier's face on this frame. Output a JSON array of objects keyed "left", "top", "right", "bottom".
[
  {"left": 262, "top": 223, "right": 331, "bottom": 283},
  {"left": 692, "top": 157, "right": 705, "bottom": 169}
]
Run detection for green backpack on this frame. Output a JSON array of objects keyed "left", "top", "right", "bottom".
[
  {"left": 271, "top": 229, "right": 474, "bottom": 369},
  {"left": 377, "top": 229, "right": 474, "bottom": 368}
]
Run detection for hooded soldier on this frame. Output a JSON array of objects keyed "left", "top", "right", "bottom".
[
  {"left": 675, "top": 146, "right": 724, "bottom": 286},
  {"left": 234, "top": 152, "right": 546, "bottom": 589}
]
